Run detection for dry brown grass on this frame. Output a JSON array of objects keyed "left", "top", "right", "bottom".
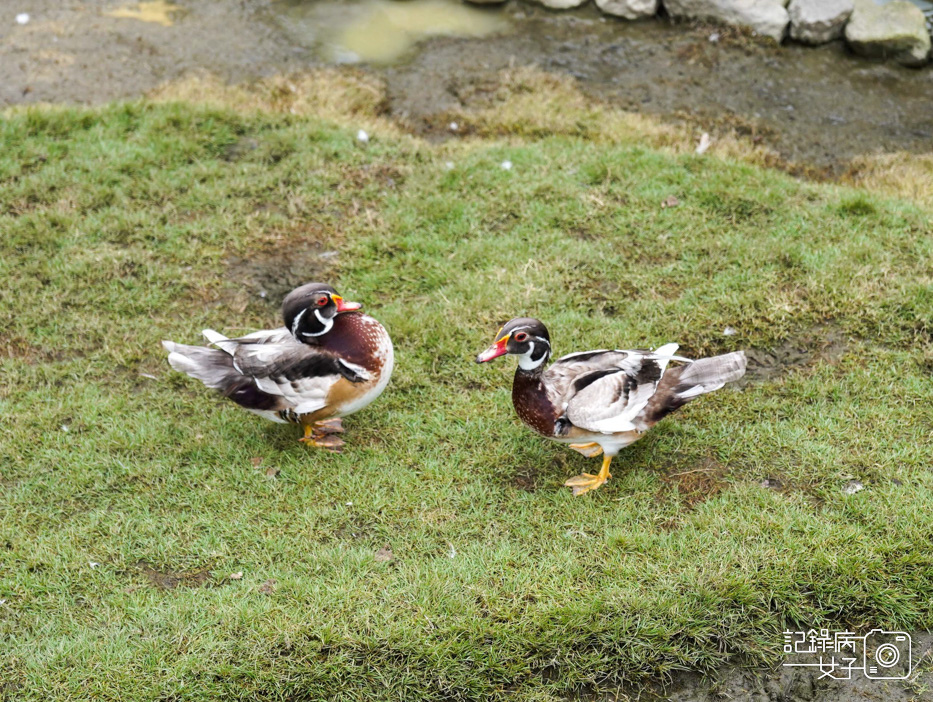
[
  {"left": 134, "top": 66, "right": 933, "bottom": 210},
  {"left": 844, "top": 151, "right": 933, "bottom": 209},
  {"left": 444, "top": 67, "right": 785, "bottom": 167},
  {"left": 147, "top": 68, "right": 401, "bottom": 135}
]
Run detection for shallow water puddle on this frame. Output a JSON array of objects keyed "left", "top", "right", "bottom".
[
  {"left": 104, "top": 1, "right": 182, "bottom": 27},
  {"left": 274, "top": 0, "right": 509, "bottom": 64}
]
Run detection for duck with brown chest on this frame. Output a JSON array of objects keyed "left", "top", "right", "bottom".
[
  {"left": 477, "top": 317, "right": 746, "bottom": 495},
  {"left": 163, "top": 282, "right": 394, "bottom": 452}
]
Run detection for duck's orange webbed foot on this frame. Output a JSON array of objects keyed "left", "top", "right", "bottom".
[
  {"left": 564, "top": 455, "right": 613, "bottom": 496},
  {"left": 314, "top": 418, "right": 345, "bottom": 435},
  {"left": 299, "top": 422, "right": 346, "bottom": 452}
]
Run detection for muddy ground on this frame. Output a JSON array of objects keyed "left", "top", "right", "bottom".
[
  {"left": 2, "top": 0, "right": 933, "bottom": 175},
  {"left": 641, "top": 633, "right": 933, "bottom": 702}
]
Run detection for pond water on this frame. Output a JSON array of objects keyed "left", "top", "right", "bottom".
[{"left": 273, "top": 0, "right": 511, "bottom": 63}]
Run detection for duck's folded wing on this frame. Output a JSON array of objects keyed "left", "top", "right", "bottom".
[
  {"left": 562, "top": 345, "right": 685, "bottom": 434},
  {"left": 545, "top": 350, "right": 633, "bottom": 398},
  {"left": 231, "top": 341, "right": 370, "bottom": 415}
]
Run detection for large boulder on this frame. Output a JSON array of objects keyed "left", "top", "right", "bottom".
[
  {"left": 527, "top": 0, "right": 590, "bottom": 8},
  {"left": 788, "top": 0, "right": 853, "bottom": 44},
  {"left": 662, "top": 0, "right": 790, "bottom": 41},
  {"left": 596, "top": 0, "right": 660, "bottom": 19},
  {"left": 844, "top": 0, "right": 931, "bottom": 66}
]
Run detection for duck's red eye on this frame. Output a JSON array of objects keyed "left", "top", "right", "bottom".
[
  {"left": 515, "top": 332, "right": 528, "bottom": 342},
  {"left": 316, "top": 296, "right": 328, "bottom": 306}
]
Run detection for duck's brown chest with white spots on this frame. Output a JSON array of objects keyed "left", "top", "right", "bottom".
[
  {"left": 512, "top": 370, "right": 560, "bottom": 437},
  {"left": 318, "top": 312, "right": 391, "bottom": 373},
  {"left": 318, "top": 312, "right": 394, "bottom": 418}
]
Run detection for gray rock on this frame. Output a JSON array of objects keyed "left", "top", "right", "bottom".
[
  {"left": 662, "top": 0, "right": 790, "bottom": 41},
  {"left": 844, "top": 0, "right": 931, "bottom": 66},
  {"left": 596, "top": 0, "right": 659, "bottom": 19},
  {"left": 527, "top": 0, "right": 590, "bottom": 8},
  {"left": 788, "top": 0, "right": 853, "bottom": 44}
]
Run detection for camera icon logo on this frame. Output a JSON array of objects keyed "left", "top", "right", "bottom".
[{"left": 863, "top": 630, "right": 912, "bottom": 680}]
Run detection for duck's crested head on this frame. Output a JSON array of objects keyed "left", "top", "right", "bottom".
[
  {"left": 283, "top": 282, "right": 362, "bottom": 342},
  {"left": 475, "top": 317, "right": 551, "bottom": 370}
]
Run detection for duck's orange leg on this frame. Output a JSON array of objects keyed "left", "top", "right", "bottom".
[
  {"left": 564, "top": 455, "right": 613, "bottom": 496},
  {"left": 568, "top": 442, "right": 603, "bottom": 458}
]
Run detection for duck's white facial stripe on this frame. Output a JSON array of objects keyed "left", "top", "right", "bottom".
[
  {"left": 291, "top": 308, "right": 307, "bottom": 337},
  {"left": 300, "top": 308, "right": 334, "bottom": 337},
  {"left": 517, "top": 339, "right": 550, "bottom": 370}
]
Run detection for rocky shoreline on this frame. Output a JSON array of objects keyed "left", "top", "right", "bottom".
[{"left": 469, "top": 0, "right": 933, "bottom": 66}]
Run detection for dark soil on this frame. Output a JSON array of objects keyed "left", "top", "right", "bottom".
[
  {"left": 639, "top": 633, "right": 933, "bottom": 701},
  {"left": 744, "top": 324, "right": 849, "bottom": 383},
  {"left": 226, "top": 244, "right": 338, "bottom": 305},
  {"left": 134, "top": 560, "right": 214, "bottom": 589}
]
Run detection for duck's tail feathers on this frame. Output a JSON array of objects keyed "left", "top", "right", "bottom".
[
  {"left": 652, "top": 343, "right": 692, "bottom": 364},
  {"left": 641, "top": 351, "right": 746, "bottom": 426},
  {"left": 202, "top": 329, "right": 240, "bottom": 355},
  {"left": 162, "top": 340, "right": 237, "bottom": 390}
]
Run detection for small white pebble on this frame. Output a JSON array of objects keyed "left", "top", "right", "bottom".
[
  {"left": 15, "top": 12, "right": 29, "bottom": 25},
  {"left": 844, "top": 480, "right": 864, "bottom": 495},
  {"left": 356, "top": 129, "right": 369, "bottom": 143},
  {"left": 444, "top": 161, "right": 455, "bottom": 170},
  {"left": 229, "top": 571, "right": 243, "bottom": 580},
  {"left": 723, "top": 326, "right": 737, "bottom": 336},
  {"left": 708, "top": 32, "right": 720, "bottom": 42},
  {"left": 500, "top": 160, "right": 512, "bottom": 171},
  {"left": 345, "top": 501, "right": 353, "bottom": 507},
  {"left": 449, "top": 122, "right": 458, "bottom": 132},
  {"left": 89, "top": 562, "right": 100, "bottom": 568},
  {"left": 259, "top": 290, "right": 267, "bottom": 299},
  {"left": 61, "top": 425, "right": 69, "bottom": 432},
  {"left": 696, "top": 133, "right": 711, "bottom": 155},
  {"left": 0, "top": 599, "right": 6, "bottom": 606}
]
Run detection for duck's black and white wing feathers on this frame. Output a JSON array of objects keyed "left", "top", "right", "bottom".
[
  {"left": 549, "top": 344, "right": 686, "bottom": 434},
  {"left": 206, "top": 328, "right": 369, "bottom": 415}
]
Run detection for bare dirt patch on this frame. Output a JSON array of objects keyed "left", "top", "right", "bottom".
[
  {"left": 511, "top": 465, "right": 542, "bottom": 492},
  {"left": 135, "top": 560, "right": 214, "bottom": 590},
  {"left": 225, "top": 237, "right": 339, "bottom": 307},
  {"left": 744, "top": 324, "right": 849, "bottom": 384},
  {"left": 662, "top": 456, "right": 729, "bottom": 509}
]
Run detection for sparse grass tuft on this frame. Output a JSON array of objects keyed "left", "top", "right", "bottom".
[
  {"left": 845, "top": 151, "right": 933, "bottom": 209},
  {"left": 0, "top": 75, "right": 931, "bottom": 701}
]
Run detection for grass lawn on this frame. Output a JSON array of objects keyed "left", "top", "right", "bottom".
[{"left": 1, "top": 72, "right": 931, "bottom": 700}]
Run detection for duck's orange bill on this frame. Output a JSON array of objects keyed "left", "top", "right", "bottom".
[
  {"left": 475, "top": 335, "right": 509, "bottom": 363},
  {"left": 333, "top": 295, "right": 362, "bottom": 313}
]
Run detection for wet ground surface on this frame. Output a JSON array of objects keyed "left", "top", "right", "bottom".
[{"left": 2, "top": 1, "right": 932, "bottom": 174}]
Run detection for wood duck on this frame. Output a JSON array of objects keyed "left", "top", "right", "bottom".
[
  {"left": 163, "top": 282, "right": 394, "bottom": 451},
  {"left": 476, "top": 318, "right": 746, "bottom": 495}
]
